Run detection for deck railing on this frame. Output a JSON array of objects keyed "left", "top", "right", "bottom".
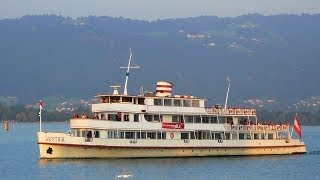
[
  {"left": 205, "top": 108, "right": 256, "bottom": 116},
  {"left": 225, "top": 124, "right": 290, "bottom": 131}
]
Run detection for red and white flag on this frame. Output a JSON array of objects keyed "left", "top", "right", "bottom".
[
  {"left": 293, "top": 115, "right": 302, "bottom": 138},
  {"left": 39, "top": 100, "right": 43, "bottom": 110}
]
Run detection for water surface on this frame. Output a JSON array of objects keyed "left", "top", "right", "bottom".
[{"left": 0, "top": 123, "right": 319, "bottom": 179}]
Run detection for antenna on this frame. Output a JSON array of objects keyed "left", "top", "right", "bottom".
[
  {"left": 224, "top": 77, "right": 231, "bottom": 109},
  {"left": 120, "top": 48, "right": 140, "bottom": 95},
  {"left": 110, "top": 85, "right": 121, "bottom": 95}
]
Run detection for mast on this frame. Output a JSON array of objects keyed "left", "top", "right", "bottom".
[
  {"left": 120, "top": 48, "right": 140, "bottom": 95},
  {"left": 224, "top": 77, "right": 231, "bottom": 109}
]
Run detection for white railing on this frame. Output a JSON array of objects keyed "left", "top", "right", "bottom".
[
  {"left": 227, "top": 124, "right": 290, "bottom": 131},
  {"left": 205, "top": 108, "right": 256, "bottom": 116}
]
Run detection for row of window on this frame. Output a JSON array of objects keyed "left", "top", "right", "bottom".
[
  {"left": 76, "top": 130, "right": 278, "bottom": 140},
  {"left": 100, "top": 96, "right": 145, "bottom": 105},
  {"left": 144, "top": 114, "right": 222, "bottom": 124},
  {"left": 154, "top": 98, "right": 200, "bottom": 107}
]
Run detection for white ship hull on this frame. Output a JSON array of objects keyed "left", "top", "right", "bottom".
[{"left": 38, "top": 132, "right": 306, "bottom": 159}]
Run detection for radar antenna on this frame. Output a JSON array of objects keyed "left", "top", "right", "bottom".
[
  {"left": 224, "top": 77, "right": 231, "bottom": 109},
  {"left": 120, "top": 48, "right": 140, "bottom": 95}
]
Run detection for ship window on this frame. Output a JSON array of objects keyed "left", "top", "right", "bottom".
[
  {"left": 194, "top": 116, "right": 201, "bottom": 123},
  {"left": 225, "top": 133, "right": 230, "bottom": 140},
  {"left": 172, "top": 115, "right": 179, "bottom": 122},
  {"left": 125, "top": 132, "right": 135, "bottom": 139},
  {"left": 94, "top": 131, "right": 100, "bottom": 138},
  {"left": 202, "top": 116, "right": 209, "bottom": 123},
  {"left": 214, "top": 133, "right": 223, "bottom": 140},
  {"left": 81, "top": 130, "right": 87, "bottom": 137},
  {"left": 246, "top": 133, "right": 252, "bottom": 140},
  {"left": 144, "top": 115, "right": 153, "bottom": 122},
  {"left": 134, "top": 114, "right": 139, "bottom": 122},
  {"left": 138, "top": 98, "right": 145, "bottom": 105},
  {"left": 192, "top": 100, "right": 200, "bottom": 107},
  {"left": 261, "top": 133, "right": 265, "bottom": 140},
  {"left": 254, "top": 133, "right": 260, "bottom": 140},
  {"left": 141, "top": 132, "right": 146, "bottom": 139},
  {"left": 210, "top": 117, "right": 218, "bottom": 123},
  {"left": 190, "top": 132, "right": 196, "bottom": 139},
  {"left": 110, "top": 96, "right": 120, "bottom": 103},
  {"left": 101, "top": 114, "right": 106, "bottom": 120},
  {"left": 239, "top": 133, "right": 245, "bottom": 140},
  {"left": 185, "top": 116, "right": 193, "bottom": 123},
  {"left": 101, "top": 97, "right": 109, "bottom": 103},
  {"left": 162, "top": 132, "right": 166, "bottom": 139},
  {"left": 174, "top": 99, "right": 181, "bottom": 106},
  {"left": 120, "top": 131, "right": 125, "bottom": 139},
  {"left": 124, "top": 114, "right": 129, "bottom": 121},
  {"left": 231, "top": 133, "right": 238, "bottom": 140},
  {"left": 122, "top": 97, "right": 132, "bottom": 103},
  {"left": 76, "top": 130, "right": 81, "bottom": 137},
  {"left": 268, "top": 133, "right": 274, "bottom": 140},
  {"left": 154, "top": 115, "right": 161, "bottom": 122},
  {"left": 183, "top": 100, "right": 191, "bottom": 107},
  {"left": 114, "top": 131, "right": 119, "bottom": 138},
  {"left": 181, "top": 132, "right": 189, "bottom": 139},
  {"left": 154, "top": 99, "right": 163, "bottom": 106},
  {"left": 108, "top": 131, "right": 113, "bottom": 138},
  {"left": 147, "top": 132, "right": 156, "bottom": 139},
  {"left": 108, "top": 114, "right": 118, "bottom": 121},
  {"left": 164, "top": 99, "right": 172, "bottom": 106},
  {"left": 157, "top": 132, "right": 162, "bottom": 139}
]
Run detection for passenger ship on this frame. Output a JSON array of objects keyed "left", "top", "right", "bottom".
[{"left": 37, "top": 50, "right": 306, "bottom": 158}]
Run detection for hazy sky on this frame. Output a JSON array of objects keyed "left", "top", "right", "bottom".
[{"left": 1, "top": 0, "right": 320, "bottom": 20}]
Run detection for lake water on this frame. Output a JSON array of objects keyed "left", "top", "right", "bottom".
[{"left": 0, "top": 123, "right": 319, "bottom": 179}]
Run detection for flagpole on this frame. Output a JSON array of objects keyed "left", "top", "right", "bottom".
[
  {"left": 39, "top": 100, "right": 42, "bottom": 132},
  {"left": 290, "top": 113, "right": 298, "bottom": 138}
]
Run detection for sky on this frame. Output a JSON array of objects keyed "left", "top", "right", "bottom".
[{"left": 1, "top": 0, "right": 320, "bottom": 20}]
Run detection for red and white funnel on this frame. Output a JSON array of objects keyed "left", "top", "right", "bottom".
[{"left": 156, "top": 81, "right": 172, "bottom": 97}]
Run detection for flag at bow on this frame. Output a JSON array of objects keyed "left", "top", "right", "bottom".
[
  {"left": 39, "top": 100, "right": 43, "bottom": 110},
  {"left": 293, "top": 114, "right": 302, "bottom": 138}
]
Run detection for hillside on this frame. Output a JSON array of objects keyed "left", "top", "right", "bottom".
[{"left": 0, "top": 14, "right": 320, "bottom": 108}]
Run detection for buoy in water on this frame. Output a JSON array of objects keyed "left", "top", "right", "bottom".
[{"left": 4, "top": 120, "right": 9, "bottom": 131}]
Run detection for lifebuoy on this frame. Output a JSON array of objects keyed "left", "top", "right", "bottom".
[{"left": 170, "top": 133, "right": 174, "bottom": 139}]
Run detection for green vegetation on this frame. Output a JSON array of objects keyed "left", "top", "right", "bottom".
[
  {"left": 0, "top": 104, "right": 319, "bottom": 125},
  {"left": 0, "top": 105, "right": 91, "bottom": 122}
]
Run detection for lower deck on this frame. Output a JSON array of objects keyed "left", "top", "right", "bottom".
[{"left": 38, "top": 132, "right": 306, "bottom": 158}]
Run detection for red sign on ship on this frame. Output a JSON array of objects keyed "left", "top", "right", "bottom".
[{"left": 162, "top": 122, "right": 184, "bottom": 129}]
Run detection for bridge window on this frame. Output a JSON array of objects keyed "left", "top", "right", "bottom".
[
  {"left": 202, "top": 116, "right": 209, "bottom": 123},
  {"left": 101, "top": 97, "right": 109, "bottom": 103},
  {"left": 183, "top": 100, "right": 191, "bottom": 107},
  {"left": 138, "top": 98, "right": 145, "bottom": 105},
  {"left": 122, "top": 97, "right": 132, "bottom": 103},
  {"left": 174, "top": 99, "right": 181, "bottom": 106},
  {"left": 164, "top": 99, "right": 172, "bottom": 106},
  {"left": 192, "top": 100, "right": 199, "bottom": 107},
  {"left": 194, "top": 116, "right": 201, "bottom": 123},
  {"left": 210, "top": 117, "right": 218, "bottom": 124},
  {"left": 110, "top": 96, "right": 120, "bottom": 103},
  {"left": 185, "top": 116, "right": 193, "bottom": 123},
  {"left": 154, "top": 99, "right": 163, "bottom": 106}
]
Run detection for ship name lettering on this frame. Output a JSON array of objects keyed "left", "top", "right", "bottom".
[{"left": 46, "top": 137, "right": 65, "bottom": 142}]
